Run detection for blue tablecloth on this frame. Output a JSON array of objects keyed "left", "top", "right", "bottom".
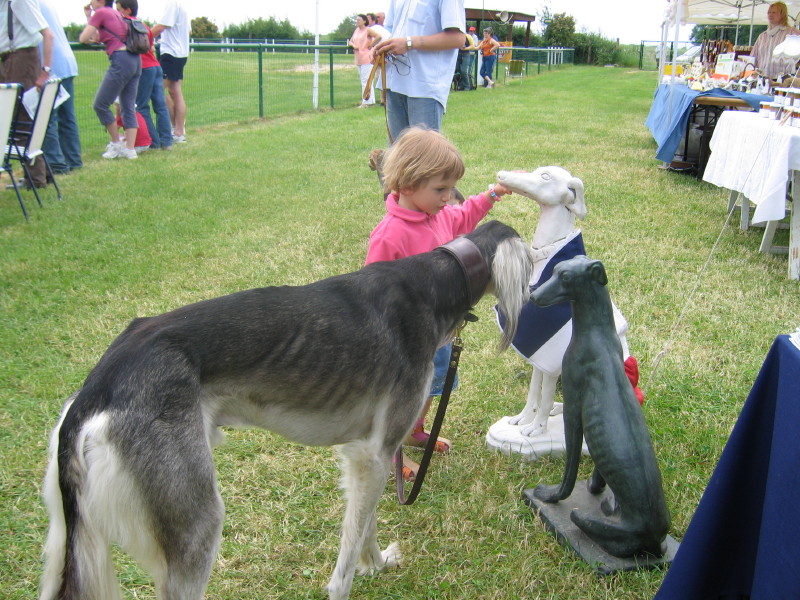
[
  {"left": 645, "top": 84, "right": 771, "bottom": 163},
  {"left": 655, "top": 335, "right": 800, "bottom": 600}
]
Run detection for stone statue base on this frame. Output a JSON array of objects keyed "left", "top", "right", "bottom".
[
  {"left": 486, "top": 412, "right": 589, "bottom": 460},
  {"left": 523, "top": 481, "right": 679, "bottom": 574}
]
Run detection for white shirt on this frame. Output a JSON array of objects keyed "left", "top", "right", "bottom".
[
  {"left": 370, "top": 23, "right": 391, "bottom": 42},
  {"left": 384, "top": 0, "right": 465, "bottom": 110},
  {"left": 0, "top": 0, "right": 48, "bottom": 54},
  {"left": 39, "top": 0, "right": 77, "bottom": 79},
  {"left": 158, "top": 0, "right": 190, "bottom": 58}
]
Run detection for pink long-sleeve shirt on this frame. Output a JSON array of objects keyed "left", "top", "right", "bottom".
[{"left": 365, "top": 191, "right": 495, "bottom": 264}]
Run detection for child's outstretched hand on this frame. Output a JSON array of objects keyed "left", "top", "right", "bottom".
[
  {"left": 493, "top": 182, "right": 512, "bottom": 197},
  {"left": 486, "top": 182, "right": 512, "bottom": 201}
]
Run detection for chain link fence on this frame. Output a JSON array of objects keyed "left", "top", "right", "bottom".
[{"left": 70, "top": 42, "right": 573, "bottom": 155}]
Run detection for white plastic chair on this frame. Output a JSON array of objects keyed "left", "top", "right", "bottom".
[
  {"left": 0, "top": 83, "right": 25, "bottom": 218},
  {"left": 4, "top": 78, "right": 63, "bottom": 217}
]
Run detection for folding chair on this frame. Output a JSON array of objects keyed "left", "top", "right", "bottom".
[
  {"left": 504, "top": 60, "right": 525, "bottom": 85},
  {"left": 0, "top": 83, "right": 25, "bottom": 218},
  {"left": 4, "top": 78, "right": 63, "bottom": 217}
]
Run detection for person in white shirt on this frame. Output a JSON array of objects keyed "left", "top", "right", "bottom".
[{"left": 151, "top": 0, "right": 189, "bottom": 142}]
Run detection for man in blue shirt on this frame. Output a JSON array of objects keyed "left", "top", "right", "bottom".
[{"left": 372, "top": 0, "right": 465, "bottom": 142}]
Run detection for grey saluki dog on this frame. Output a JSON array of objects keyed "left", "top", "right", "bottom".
[{"left": 39, "top": 220, "right": 534, "bottom": 600}]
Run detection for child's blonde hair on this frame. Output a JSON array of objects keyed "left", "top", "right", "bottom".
[{"left": 381, "top": 127, "right": 465, "bottom": 193}]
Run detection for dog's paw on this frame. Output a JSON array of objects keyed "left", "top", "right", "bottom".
[
  {"left": 520, "top": 420, "right": 547, "bottom": 437},
  {"left": 533, "top": 483, "right": 562, "bottom": 504},
  {"left": 507, "top": 411, "right": 533, "bottom": 427},
  {"left": 357, "top": 542, "right": 402, "bottom": 575},
  {"left": 380, "top": 542, "right": 402, "bottom": 570}
]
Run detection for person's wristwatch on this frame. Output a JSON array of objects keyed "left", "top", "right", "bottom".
[
  {"left": 406, "top": 36, "right": 413, "bottom": 50},
  {"left": 42, "top": 65, "right": 51, "bottom": 73}
]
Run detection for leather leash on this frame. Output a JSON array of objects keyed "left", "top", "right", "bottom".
[
  {"left": 395, "top": 237, "right": 489, "bottom": 505},
  {"left": 395, "top": 319, "right": 471, "bottom": 505},
  {"left": 364, "top": 53, "right": 393, "bottom": 144}
]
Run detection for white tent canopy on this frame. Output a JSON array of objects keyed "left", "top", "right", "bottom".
[
  {"left": 667, "top": 0, "right": 800, "bottom": 27},
  {"left": 660, "top": 0, "right": 800, "bottom": 74}
]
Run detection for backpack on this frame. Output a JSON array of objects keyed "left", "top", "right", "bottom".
[{"left": 103, "top": 15, "right": 150, "bottom": 55}]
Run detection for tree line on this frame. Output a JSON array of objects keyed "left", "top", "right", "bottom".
[{"left": 62, "top": 12, "right": 628, "bottom": 66}]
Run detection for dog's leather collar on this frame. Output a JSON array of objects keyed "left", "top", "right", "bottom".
[{"left": 438, "top": 236, "right": 490, "bottom": 308}]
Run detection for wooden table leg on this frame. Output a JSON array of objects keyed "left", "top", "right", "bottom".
[{"left": 790, "top": 172, "right": 799, "bottom": 279}]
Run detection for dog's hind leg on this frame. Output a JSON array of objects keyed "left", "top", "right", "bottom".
[
  {"left": 327, "top": 441, "right": 397, "bottom": 600},
  {"left": 357, "top": 507, "right": 402, "bottom": 576},
  {"left": 138, "top": 438, "right": 223, "bottom": 600}
]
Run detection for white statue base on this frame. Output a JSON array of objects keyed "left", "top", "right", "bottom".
[{"left": 486, "top": 412, "right": 589, "bottom": 461}]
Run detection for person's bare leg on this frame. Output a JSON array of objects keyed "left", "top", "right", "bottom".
[{"left": 164, "top": 79, "right": 186, "bottom": 137}]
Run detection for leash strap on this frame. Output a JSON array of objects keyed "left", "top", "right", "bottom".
[
  {"left": 396, "top": 324, "right": 465, "bottom": 505},
  {"left": 364, "top": 53, "right": 393, "bottom": 145}
]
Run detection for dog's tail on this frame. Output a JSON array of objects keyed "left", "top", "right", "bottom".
[
  {"left": 492, "top": 236, "right": 535, "bottom": 351},
  {"left": 39, "top": 392, "right": 124, "bottom": 600}
]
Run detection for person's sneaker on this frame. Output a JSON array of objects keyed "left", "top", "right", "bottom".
[
  {"left": 118, "top": 146, "right": 138, "bottom": 160},
  {"left": 173, "top": 134, "right": 186, "bottom": 143},
  {"left": 487, "top": 80, "right": 494, "bottom": 88},
  {"left": 102, "top": 141, "right": 124, "bottom": 159}
]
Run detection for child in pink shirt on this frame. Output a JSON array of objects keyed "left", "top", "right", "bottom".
[{"left": 366, "top": 127, "right": 513, "bottom": 481}]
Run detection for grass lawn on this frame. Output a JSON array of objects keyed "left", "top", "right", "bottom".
[
  {"left": 72, "top": 48, "right": 371, "bottom": 155},
  {"left": 1, "top": 66, "right": 797, "bottom": 599}
]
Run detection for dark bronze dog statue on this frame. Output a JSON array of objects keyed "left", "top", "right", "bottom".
[{"left": 530, "top": 255, "right": 670, "bottom": 557}]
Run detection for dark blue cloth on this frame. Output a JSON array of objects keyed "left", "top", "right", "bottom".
[
  {"left": 645, "top": 84, "right": 771, "bottom": 163},
  {"left": 495, "top": 233, "right": 585, "bottom": 359},
  {"left": 655, "top": 336, "right": 800, "bottom": 600}
]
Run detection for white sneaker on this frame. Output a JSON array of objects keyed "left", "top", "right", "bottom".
[
  {"left": 102, "top": 141, "right": 124, "bottom": 159},
  {"left": 173, "top": 134, "right": 186, "bottom": 143},
  {"left": 117, "top": 146, "right": 138, "bottom": 160}
]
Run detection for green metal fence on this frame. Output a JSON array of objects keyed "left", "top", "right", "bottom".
[{"left": 71, "top": 42, "right": 573, "bottom": 155}]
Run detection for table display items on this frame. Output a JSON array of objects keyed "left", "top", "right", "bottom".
[
  {"left": 522, "top": 256, "right": 677, "bottom": 573},
  {"left": 487, "top": 168, "right": 639, "bottom": 460},
  {"left": 663, "top": 36, "right": 800, "bottom": 95}
]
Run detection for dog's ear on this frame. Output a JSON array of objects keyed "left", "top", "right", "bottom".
[
  {"left": 566, "top": 177, "right": 587, "bottom": 221},
  {"left": 588, "top": 260, "right": 608, "bottom": 286}
]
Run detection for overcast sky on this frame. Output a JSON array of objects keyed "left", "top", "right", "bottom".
[{"left": 54, "top": 1, "right": 692, "bottom": 45}]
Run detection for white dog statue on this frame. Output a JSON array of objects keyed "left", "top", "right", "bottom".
[{"left": 487, "top": 166, "right": 642, "bottom": 460}]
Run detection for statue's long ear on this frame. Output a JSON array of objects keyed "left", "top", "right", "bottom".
[
  {"left": 566, "top": 177, "right": 586, "bottom": 221},
  {"left": 589, "top": 260, "right": 607, "bottom": 286}
]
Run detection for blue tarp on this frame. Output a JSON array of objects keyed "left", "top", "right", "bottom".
[{"left": 645, "top": 84, "right": 771, "bottom": 163}]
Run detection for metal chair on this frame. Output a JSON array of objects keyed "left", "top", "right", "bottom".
[
  {"left": 4, "top": 78, "right": 63, "bottom": 218},
  {"left": 0, "top": 83, "right": 25, "bottom": 218},
  {"left": 504, "top": 59, "right": 525, "bottom": 85}
]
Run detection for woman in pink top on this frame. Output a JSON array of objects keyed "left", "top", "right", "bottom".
[
  {"left": 348, "top": 14, "right": 380, "bottom": 107},
  {"left": 366, "top": 127, "right": 513, "bottom": 481},
  {"left": 79, "top": 0, "right": 141, "bottom": 159}
]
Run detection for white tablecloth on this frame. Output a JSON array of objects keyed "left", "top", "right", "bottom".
[{"left": 703, "top": 111, "right": 799, "bottom": 224}]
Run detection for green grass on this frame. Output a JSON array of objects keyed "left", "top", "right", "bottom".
[
  {"left": 72, "top": 48, "right": 366, "bottom": 155},
  {"left": 2, "top": 66, "right": 798, "bottom": 599}
]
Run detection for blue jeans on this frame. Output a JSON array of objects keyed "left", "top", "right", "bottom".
[
  {"left": 480, "top": 54, "right": 496, "bottom": 83},
  {"left": 136, "top": 65, "right": 173, "bottom": 149},
  {"left": 457, "top": 51, "right": 475, "bottom": 90},
  {"left": 42, "top": 77, "right": 82, "bottom": 172},
  {"left": 385, "top": 90, "right": 444, "bottom": 143}
]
